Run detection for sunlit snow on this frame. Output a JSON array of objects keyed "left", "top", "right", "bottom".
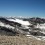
[{"left": 7, "top": 18, "right": 30, "bottom": 26}]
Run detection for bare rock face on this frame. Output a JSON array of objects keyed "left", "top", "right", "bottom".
[{"left": 0, "top": 17, "right": 45, "bottom": 41}]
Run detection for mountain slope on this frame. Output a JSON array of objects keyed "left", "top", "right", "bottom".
[{"left": 0, "top": 17, "right": 45, "bottom": 41}]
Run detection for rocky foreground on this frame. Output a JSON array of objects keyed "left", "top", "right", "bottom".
[{"left": 0, "top": 36, "right": 45, "bottom": 45}]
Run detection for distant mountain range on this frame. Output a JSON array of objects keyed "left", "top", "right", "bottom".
[{"left": 0, "top": 17, "right": 45, "bottom": 41}]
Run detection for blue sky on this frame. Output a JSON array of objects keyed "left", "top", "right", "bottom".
[{"left": 0, "top": 0, "right": 45, "bottom": 17}]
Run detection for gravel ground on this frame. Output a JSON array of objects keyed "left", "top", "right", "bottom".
[{"left": 0, "top": 35, "right": 45, "bottom": 45}]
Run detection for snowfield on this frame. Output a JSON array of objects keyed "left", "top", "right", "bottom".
[
  {"left": 35, "top": 23, "right": 45, "bottom": 30},
  {"left": 7, "top": 18, "right": 31, "bottom": 29},
  {"left": 7, "top": 18, "right": 30, "bottom": 25}
]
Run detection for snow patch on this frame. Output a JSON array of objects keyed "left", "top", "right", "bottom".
[
  {"left": 7, "top": 18, "right": 30, "bottom": 26},
  {"left": 0, "top": 22, "right": 15, "bottom": 29}
]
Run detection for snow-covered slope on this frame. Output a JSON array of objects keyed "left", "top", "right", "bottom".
[
  {"left": 7, "top": 18, "right": 30, "bottom": 25},
  {"left": 0, "top": 17, "right": 45, "bottom": 41},
  {"left": 35, "top": 23, "right": 45, "bottom": 30},
  {"left": 0, "top": 21, "right": 15, "bottom": 29},
  {"left": 7, "top": 18, "right": 31, "bottom": 29}
]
